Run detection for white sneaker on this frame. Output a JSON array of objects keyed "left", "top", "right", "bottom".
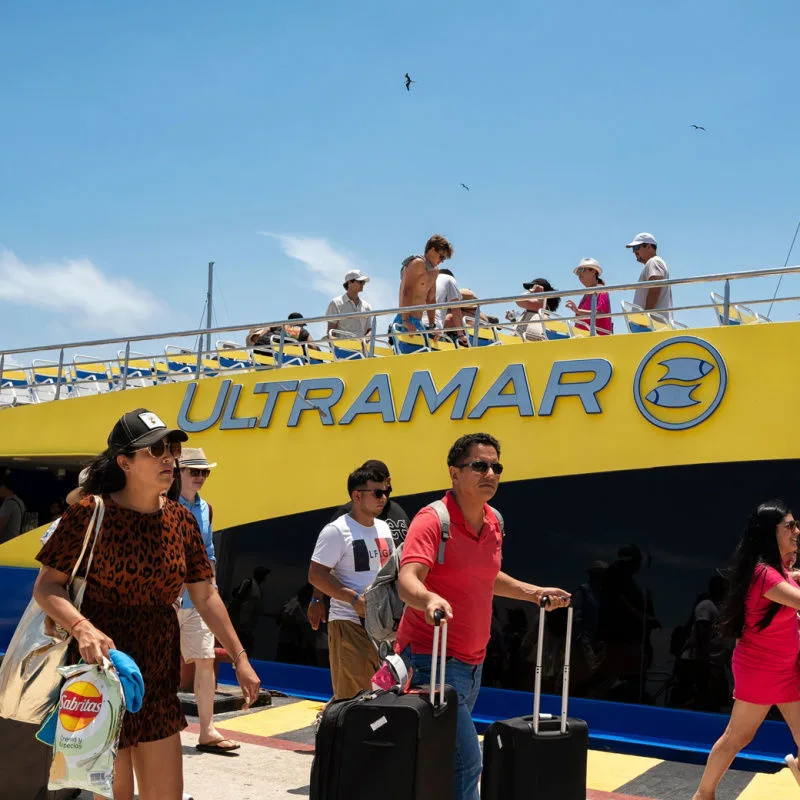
[{"left": 183, "top": 794, "right": 195, "bottom": 800}]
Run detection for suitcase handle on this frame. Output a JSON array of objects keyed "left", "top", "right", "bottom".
[
  {"left": 430, "top": 610, "right": 448, "bottom": 707},
  {"left": 532, "top": 596, "right": 572, "bottom": 736}
]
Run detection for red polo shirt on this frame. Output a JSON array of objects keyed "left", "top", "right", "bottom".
[{"left": 395, "top": 491, "right": 503, "bottom": 665}]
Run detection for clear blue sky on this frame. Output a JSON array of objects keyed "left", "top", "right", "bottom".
[{"left": 2, "top": 0, "right": 799, "bottom": 353}]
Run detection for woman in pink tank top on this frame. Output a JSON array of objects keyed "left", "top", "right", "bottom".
[{"left": 694, "top": 500, "right": 800, "bottom": 799}]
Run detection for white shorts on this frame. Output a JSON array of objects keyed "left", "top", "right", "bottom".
[{"left": 177, "top": 607, "right": 215, "bottom": 662}]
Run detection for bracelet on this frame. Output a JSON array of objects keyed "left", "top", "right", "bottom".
[
  {"left": 70, "top": 617, "right": 90, "bottom": 636},
  {"left": 310, "top": 598, "right": 323, "bottom": 605},
  {"left": 350, "top": 593, "right": 360, "bottom": 607},
  {"left": 231, "top": 648, "right": 246, "bottom": 669}
]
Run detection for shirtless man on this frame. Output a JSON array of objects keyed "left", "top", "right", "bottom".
[{"left": 395, "top": 234, "right": 453, "bottom": 332}]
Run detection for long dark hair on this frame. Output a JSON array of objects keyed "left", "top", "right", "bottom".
[
  {"left": 82, "top": 447, "right": 182, "bottom": 501},
  {"left": 719, "top": 499, "right": 790, "bottom": 638}
]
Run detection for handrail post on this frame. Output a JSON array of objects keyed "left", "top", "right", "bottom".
[
  {"left": 368, "top": 317, "right": 377, "bottom": 358},
  {"left": 277, "top": 327, "right": 285, "bottom": 368},
  {"left": 55, "top": 348, "right": 65, "bottom": 400},
  {"left": 195, "top": 339, "right": 203, "bottom": 380},
  {"left": 590, "top": 293, "right": 597, "bottom": 337},
  {"left": 0, "top": 354, "right": 4, "bottom": 392},
  {"left": 722, "top": 280, "right": 731, "bottom": 325},
  {"left": 121, "top": 342, "right": 130, "bottom": 390},
  {"left": 472, "top": 306, "right": 481, "bottom": 346}
]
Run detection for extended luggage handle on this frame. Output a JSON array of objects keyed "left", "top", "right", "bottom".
[
  {"left": 532, "top": 596, "right": 573, "bottom": 736},
  {"left": 429, "top": 610, "right": 448, "bottom": 707}
]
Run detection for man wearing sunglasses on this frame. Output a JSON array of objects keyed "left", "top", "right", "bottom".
[
  {"left": 395, "top": 433, "right": 571, "bottom": 800},
  {"left": 308, "top": 460, "right": 411, "bottom": 632},
  {"left": 175, "top": 448, "right": 238, "bottom": 755},
  {"left": 627, "top": 231, "right": 673, "bottom": 323},
  {"left": 309, "top": 465, "right": 395, "bottom": 699}
]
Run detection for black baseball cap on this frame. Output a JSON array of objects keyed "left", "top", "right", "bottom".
[{"left": 108, "top": 408, "right": 188, "bottom": 451}]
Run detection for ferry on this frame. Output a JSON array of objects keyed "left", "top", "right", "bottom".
[{"left": 2, "top": 264, "right": 800, "bottom": 779}]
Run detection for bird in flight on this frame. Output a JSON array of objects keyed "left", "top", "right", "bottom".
[
  {"left": 690, "top": 124, "right": 706, "bottom": 131},
  {"left": 404, "top": 73, "right": 415, "bottom": 91},
  {"left": 460, "top": 183, "right": 470, "bottom": 191}
]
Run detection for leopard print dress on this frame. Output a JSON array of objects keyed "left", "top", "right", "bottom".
[{"left": 37, "top": 494, "right": 213, "bottom": 748}]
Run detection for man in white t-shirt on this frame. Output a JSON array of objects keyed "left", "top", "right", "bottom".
[
  {"left": 308, "top": 464, "right": 394, "bottom": 699},
  {"left": 0, "top": 475, "right": 25, "bottom": 544},
  {"left": 626, "top": 232, "right": 673, "bottom": 323},
  {"left": 430, "top": 268, "right": 469, "bottom": 346},
  {"left": 325, "top": 269, "right": 373, "bottom": 339}
]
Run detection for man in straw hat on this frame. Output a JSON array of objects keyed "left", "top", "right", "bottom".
[{"left": 175, "top": 447, "right": 239, "bottom": 754}]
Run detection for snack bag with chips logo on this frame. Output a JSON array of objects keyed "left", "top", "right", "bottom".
[{"left": 48, "top": 660, "right": 125, "bottom": 799}]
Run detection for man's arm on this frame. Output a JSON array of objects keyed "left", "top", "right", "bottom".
[
  {"left": 645, "top": 276, "right": 662, "bottom": 310},
  {"left": 493, "top": 571, "right": 571, "bottom": 609},
  {"left": 398, "top": 562, "right": 453, "bottom": 624},
  {"left": 308, "top": 561, "right": 365, "bottom": 617}
]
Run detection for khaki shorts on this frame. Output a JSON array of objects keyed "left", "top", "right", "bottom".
[
  {"left": 178, "top": 607, "right": 215, "bottom": 662},
  {"left": 328, "top": 619, "right": 380, "bottom": 700}
]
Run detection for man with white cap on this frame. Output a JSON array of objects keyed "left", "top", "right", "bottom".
[
  {"left": 176, "top": 448, "right": 239, "bottom": 755},
  {"left": 626, "top": 232, "right": 673, "bottom": 323},
  {"left": 326, "top": 269, "right": 373, "bottom": 339}
]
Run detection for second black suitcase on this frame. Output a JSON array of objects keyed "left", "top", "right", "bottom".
[
  {"left": 481, "top": 601, "right": 589, "bottom": 800},
  {"left": 311, "top": 614, "right": 457, "bottom": 800}
]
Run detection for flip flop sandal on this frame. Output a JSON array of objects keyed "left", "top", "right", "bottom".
[{"left": 196, "top": 739, "right": 241, "bottom": 755}]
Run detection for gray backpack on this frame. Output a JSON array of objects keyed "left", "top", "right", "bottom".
[{"left": 363, "top": 499, "right": 504, "bottom": 655}]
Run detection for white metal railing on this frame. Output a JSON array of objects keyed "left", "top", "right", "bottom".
[{"left": 1, "top": 264, "right": 799, "bottom": 408}]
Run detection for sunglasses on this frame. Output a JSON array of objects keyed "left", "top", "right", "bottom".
[
  {"left": 456, "top": 460, "right": 504, "bottom": 475},
  {"left": 184, "top": 468, "right": 210, "bottom": 478},
  {"left": 356, "top": 488, "right": 391, "bottom": 499},
  {"left": 133, "top": 439, "right": 182, "bottom": 459},
  {"left": 781, "top": 519, "right": 800, "bottom": 531},
  {"left": 632, "top": 244, "right": 649, "bottom": 252}
]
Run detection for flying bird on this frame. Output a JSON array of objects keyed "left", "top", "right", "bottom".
[
  {"left": 690, "top": 124, "right": 706, "bottom": 131},
  {"left": 404, "top": 73, "right": 415, "bottom": 91},
  {"left": 460, "top": 183, "right": 470, "bottom": 191}
]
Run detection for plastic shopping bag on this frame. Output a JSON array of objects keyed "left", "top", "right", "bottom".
[{"left": 48, "top": 659, "right": 125, "bottom": 799}]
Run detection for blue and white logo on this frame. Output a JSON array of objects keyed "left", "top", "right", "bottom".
[{"left": 634, "top": 337, "right": 727, "bottom": 431}]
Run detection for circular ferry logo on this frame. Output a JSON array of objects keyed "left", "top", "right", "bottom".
[
  {"left": 634, "top": 336, "right": 727, "bottom": 431},
  {"left": 58, "top": 681, "right": 103, "bottom": 732}
]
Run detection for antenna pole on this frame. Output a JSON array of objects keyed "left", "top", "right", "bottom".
[{"left": 205, "top": 261, "right": 214, "bottom": 355}]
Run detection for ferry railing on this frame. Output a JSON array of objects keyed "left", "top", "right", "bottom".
[{"left": 1, "top": 264, "right": 800, "bottom": 403}]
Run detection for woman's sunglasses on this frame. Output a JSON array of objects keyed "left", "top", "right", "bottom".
[
  {"left": 356, "top": 488, "right": 391, "bottom": 499},
  {"left": 132, "top": 439, "right": 182, "bottom": 459},
  {"left": 184, "top": 468, "right": 210, "bottom": 478},
  {"left": 456, "top": 460, "right": 504, "bottom": 475}
]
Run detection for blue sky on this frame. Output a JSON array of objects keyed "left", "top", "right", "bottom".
[{"left": 2, "top": 0, "right": 799, "bottom": 355}]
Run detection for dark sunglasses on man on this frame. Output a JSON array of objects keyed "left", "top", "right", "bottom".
[
  {"left": 183, "top": 468, "right": 210, "bottom": 478},
  {"left": 456, "top": 460, "right": 504, "bottom": 475},
  {"left": 356, "top": 487, "right": 392, "bottom": 499}
]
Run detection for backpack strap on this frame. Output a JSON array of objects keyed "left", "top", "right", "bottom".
[
  {"left": 426, "top": 500, "right": 450, "bottom": 565},
  {"left": 487, "top": 504, "right": 505, "bottom": 535}
]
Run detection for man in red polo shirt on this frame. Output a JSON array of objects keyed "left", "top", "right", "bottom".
[{"left": 397, "top": 432, "right": 571, "bottom": 800}]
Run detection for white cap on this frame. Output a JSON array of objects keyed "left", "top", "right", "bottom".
[
  {"left": 625, "top": 232, "right": 657, "bottom": 248},
  {"left": 573, "top": 258, "right": 603, "bottom": 276},
  {"left": 344, "top": 269, "right": 370, "bottom": 284}
]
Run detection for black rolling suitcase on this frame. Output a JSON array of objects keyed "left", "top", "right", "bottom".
[
  {"left": 481, "top": 601, "right": 589, "bottom": 800},
  {"left": 311, "top": 613, "right": 457, "bottom": 800}
]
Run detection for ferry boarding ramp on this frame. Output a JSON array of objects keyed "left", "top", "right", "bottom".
[{"left": 2, "top": 265, "right": 800, "bottom": 799}]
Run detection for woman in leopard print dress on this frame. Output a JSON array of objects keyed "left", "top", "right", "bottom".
[{"left": 35, "top": 408, "right": 260, "bottom": 800}]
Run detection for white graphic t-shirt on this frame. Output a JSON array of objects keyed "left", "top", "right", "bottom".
[{"left": 311, "top": 514, "right": 395, "bottom": 624}]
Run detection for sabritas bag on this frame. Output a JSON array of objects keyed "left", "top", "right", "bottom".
[{"left": 48, "top": 660, "right": 125, "bottom": 799}]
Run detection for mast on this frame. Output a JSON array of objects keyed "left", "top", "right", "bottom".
[{"left": 205, "top": 261, "right": 214, "bottom": 355}]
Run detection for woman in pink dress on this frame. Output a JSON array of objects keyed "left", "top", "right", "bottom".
[
  {"left": 694, "top": 500, "right": 800, "bottom": 799},
  {"left": 564, "top": 258, "right": 613, "bottom": 335}
]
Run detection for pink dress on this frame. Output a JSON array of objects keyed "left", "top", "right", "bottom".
[{"left": 732, "top": 564, "right": 800, "bottom": 705}]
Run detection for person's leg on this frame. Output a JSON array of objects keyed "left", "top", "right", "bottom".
[
  {"left": 410, "top": 654, "right": 482, "bottom": 800},
  {"left": 693, "top": 700, "right": 769, "bottom": 799},
  {"left": 330, "top": 620, "right": 379, "bottom": 699},
  {"left": 194, "top": 659, "right": 237, "bottom": 749},
  {"left": 327, "top": 620, "right": 344, "bottom": 699},
  {"left": 95, "top": 746, "right": 134, "bottom": 800},
  {"left": 131, "top": 733, "right": 184, "bottom": 800},
  {"left": 777, "top": 702, "right": 800, "bottom": 784}
]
